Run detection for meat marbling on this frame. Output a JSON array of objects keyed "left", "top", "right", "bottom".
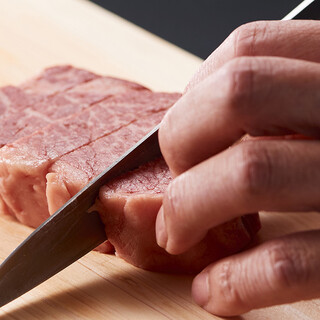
[
  {"left": 0, "top": 65, "right": 97, "bottom": 118},
  {"left": 0, "top": 91, "right": 179, "bottom": 227},
  {"left": 0, "top": 67, "right": 261, "bottom": 274},
  {"left": 0, "top": 73, "right": 149, "bottom": 148},
  {"left": 96, "top": 159, "right": 260, "bottom": 273}
]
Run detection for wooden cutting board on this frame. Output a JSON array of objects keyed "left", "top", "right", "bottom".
[{"left": 0, "top": 0, "right": 320, "bottom": 319}]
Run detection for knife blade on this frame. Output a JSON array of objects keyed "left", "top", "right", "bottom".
[
  {"left": 0, "top": 0, "right": 318, "bottom": 308},
  {"left": 0, "top": 124, "right": 161, "bottom": 307}
]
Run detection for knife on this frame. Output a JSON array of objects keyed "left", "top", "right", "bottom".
[
  {"left": 0, "top": 125, "right": 161, "bottom": 307},
  {"left": 0, "top": 0, "right": 318, "bottom": 308}
]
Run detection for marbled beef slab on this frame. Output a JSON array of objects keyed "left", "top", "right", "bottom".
[
  {"left": 0, "top": 91, "right": 179, "bottom": 227},
  {"left": 0, "top": 67, "right": 261, "bottom": 274}
]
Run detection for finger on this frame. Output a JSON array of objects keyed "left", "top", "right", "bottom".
[
  {"left": 156, "top": 139, "right": 320, "bottom": 254},
  {"left": 192, "top": 230, "right": 320, "bottom": 316},
  {"left": 159, "top": 56, "right": 320, "bottom": 176},
  {"left": 186, "top": 20, "right": 320, "bottom": 91}
]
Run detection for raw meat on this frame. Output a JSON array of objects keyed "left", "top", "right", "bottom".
[
  {"left": 19, "top": 65, "right": 98, "bottom": 97},
  {"left": 0, "top": 65, "right": 97, "bottom": 117},
  {"left": 0, "top": 91, "right": 179, "bottom": 227},
  {"left": 96, "top": 159, "right": 260, "bottom": 273},
  {"left": 0, "top": 67, "right": 261, "bottom": 274},
  {"left": 0, "top": 86, "right": 38, "bottom": 117},
  {"left": 43, "top": 92, "right": 260, "bottom": 273},
  {"left": 0, "top": 74, "right": 149, "bottom": 147}
]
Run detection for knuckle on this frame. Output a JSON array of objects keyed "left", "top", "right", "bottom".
[
  {"left": 162, "top": 177, "right": 184, "bottom": 223},
  {"left": 222, "top": 57, "right": 258, "bottom": 118},
  {"left": 231, "top": 21, "right": 269, "bottom": 57},
  {"left": 163, "top": 172, "right": 199, "bottom": 227},
  {"left": 262, "top": 241, "right": 308, "bottom": 289},
  {"left": 159, "top": 101, "right": 193, "bottom": 175},
  {"left": 212, "top": 261, "right": 248, "bottom": 310},
  {"left": 162, "top": 175, "right": 196, "bottom": 253},
  {"left": 235, "top": 142, "right": 273, "bottom": 197}
]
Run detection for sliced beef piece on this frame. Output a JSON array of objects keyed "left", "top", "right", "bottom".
[
  {"left": 95, "top": 159, "right": 260, "bottom": 274},
  {"left": 0, "top": 65, "right": 98, "bottom": 117},
  {"left": 0, "top": 67, "right": 261, "bottom": 274},
  {"left": 0, "top": 77, "right": 149, "bottom": 147},
  {"left": 0, "top": 92, "right": 179, "bottom": 227}
]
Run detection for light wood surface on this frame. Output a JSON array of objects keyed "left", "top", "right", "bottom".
[
  {"left": 0, "top": 0, "right": 320, "bottom": 319},
  {"left": 0, "top": 0, "right": 201, "bottom": 91}
]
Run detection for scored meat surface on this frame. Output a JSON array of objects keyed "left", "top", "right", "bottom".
[
  {"left": 0, "top": 66, "right": 261, "bottom": 274},
  {"left": 0, "top": 65, "right": 97, "bottom": 118},
  {"left": 0, "top": 91, "right": 179, "bottom": 227},
  {"left": 0, "top": 73, "right": 149, "bottom": 148},
  {"left": 46, "top": 93, "right": 177, "bottom": 215}
]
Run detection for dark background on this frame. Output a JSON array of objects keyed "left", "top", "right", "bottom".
[{"left": 90, "top": 0, "right": 301, "bottom": 59}]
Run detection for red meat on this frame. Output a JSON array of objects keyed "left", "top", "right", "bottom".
[
  {"left": 0, "top": 65, "right": 97, "bottom": 117},
  {"left": 0, "top": 91, "right": 178, "bottom": 227},
  {"left": 0, "top": 72, "right": 149, "bottom": 147},
  {"left": 0, "top": 67, "right": 260, "bottom": 274}
]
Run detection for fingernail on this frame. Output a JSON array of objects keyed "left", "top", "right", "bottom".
[
  {"left": 156, "top": 206, "right": 168, "bottom": 248},
  {"left": 192, "top": 271, "right": 209, "bottom": 307}
]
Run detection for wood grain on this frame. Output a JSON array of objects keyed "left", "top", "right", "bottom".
[{"left": 0, "top": 0, "right": 320, "bottom": 319}]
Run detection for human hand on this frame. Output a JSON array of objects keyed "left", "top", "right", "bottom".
[{"left": 155, "top": 20, "right": 320, "bottom": 316}]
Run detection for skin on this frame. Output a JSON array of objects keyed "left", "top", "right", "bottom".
[{"left": 155, "top": 20, "right": 320, "bottom": 316}]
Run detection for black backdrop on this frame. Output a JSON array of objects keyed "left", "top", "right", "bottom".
[{"left": 90, "top": 0, "right": 301, "bottom": 59}]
